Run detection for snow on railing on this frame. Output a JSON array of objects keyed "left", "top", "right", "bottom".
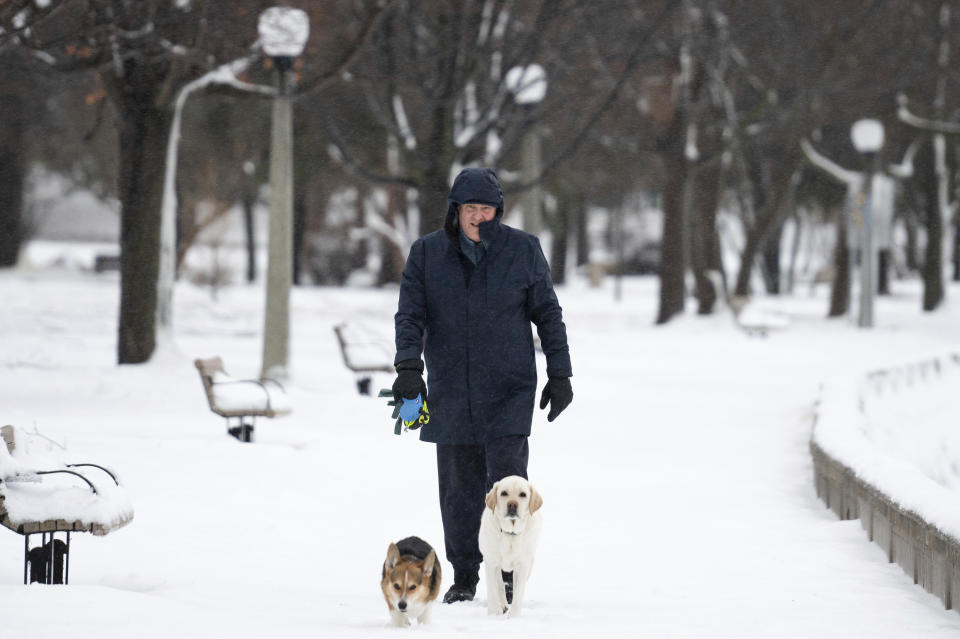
[{"left": 811, "top": 353, "right": 960, "bottom": 613}]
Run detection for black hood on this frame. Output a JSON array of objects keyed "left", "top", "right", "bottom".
[{"left": 443, "top": 167, "right": 505, "bottom": 245}]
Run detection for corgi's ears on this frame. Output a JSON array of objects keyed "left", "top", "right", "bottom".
[
  {"left": 423, "top": 549, "right": 436, "bottom": 577},
  {"left": 529, "top": 485, "right": 543, "bottom": 514},
  {"left": 485, "top": 482, "right": 499, "bottom": 511},
  {"left": 385, "top": 542, "right": 400, "bottom": 570}
]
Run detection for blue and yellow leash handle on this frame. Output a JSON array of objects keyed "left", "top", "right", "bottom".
[{"left": 378, "top": 389, "right": 430, "bottom": 435}]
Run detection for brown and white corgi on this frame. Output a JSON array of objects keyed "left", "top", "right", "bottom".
[{"left": 381, "top": 536, "right": 442, "bottom": 627}]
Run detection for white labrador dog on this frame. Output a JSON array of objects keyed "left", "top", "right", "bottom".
[{"left": 478, "top": 475, "right": 543, "bottom": 617}]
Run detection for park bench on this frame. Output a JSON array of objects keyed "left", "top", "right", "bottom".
[
  {"left": 333, "top": 322, "right": 395, "bottom": 395},
  {"left": 702, "top": 271, "right": 789, "bottom": 338},
  {"left": 194, "top": 357, "right": 291, "bottom": 442},
  {"left": 0, "top": 424, "right": 133, "bottom": 584},
  {"left": 729, "top": 295, "right": 790, "bottom": 337}
]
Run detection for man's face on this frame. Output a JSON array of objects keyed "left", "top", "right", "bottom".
[{"left": 458, "top": 203, "right": 496, "bottom": 242}]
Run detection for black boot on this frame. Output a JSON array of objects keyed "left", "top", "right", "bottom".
[
  {"left": 502, "top": 570, "right": 513, "bottom": 604},
  {"left": 443, "top": 571, "right": 479, "bottom": 603}
]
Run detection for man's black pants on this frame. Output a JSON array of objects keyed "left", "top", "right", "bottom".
[{"left": 436, "top": 435, "right": 529, "bottom": 578}]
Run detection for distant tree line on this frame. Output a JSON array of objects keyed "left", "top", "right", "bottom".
[{"left": 2, "top": 0, "right": 960, "bottom": 363}]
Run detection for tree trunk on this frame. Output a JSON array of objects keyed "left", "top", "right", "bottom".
[
  {"left": 377, "top": 182, "right": 406, "bottom": 285},
  {"left": 242, "top": 187, "right": 257, "bottom": 283},
  {"left": 655, "top": 116, "right": 688, "bottom": 325},
  {"left": 116, "top": 90, "right": 172, "bottom": 364},
  {"left": 953, "top": 222, "right": 960, "bottom": 281},
  {"left": 761, "top": 225, "right": 782, "bottom": 294},
  {"left": 828, "top": 213, "right": 850, "bottom": 317},
  {"left": 0, "top": 85, "right": 25, "bottom": 267},
  {"left": 918, "top": 141, "right": 944, "bottom": 311},
  {"left": 378, "top": 236, "right": 404, "bottom": 285},
  {"left": 575, "top": 191, "right": 589, "bottom": 267},
  {"left": 417, "top": 103, "right": 455, "bottom": 236},
  {"left": 903, "top": 208, "right": 920, "bottom": 273},
  {"left": 877, "top": 248, "right": 891, "bottom": 294},
  {"left": 733, "top": 144, "right": 803, "bottom": 297},
  {"left": 922, "top": 190, "right": 944, "bottom": 311},
  {"left": 419, "top": 157, "right": 451, "bottom": 236},
  {"left": 293, "top": 189, "right": 307, "bottom": 286},
  {"left": 689, "top": 158, "right": 723, "bottom": 314},
  {"left": 550, "top": 197, "right": 570, "bottom": 285}
]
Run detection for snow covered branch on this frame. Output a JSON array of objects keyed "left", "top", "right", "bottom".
[
  {"left": 362, "top": 206, "right": 415, "bottom": 254},
  {"left": 897, "top": 93, "right": 960, "bottom": 135},
  {"left": 887, "top": 141, "right": 917, "bottom": 180},
  {"left": 802, "top": 137, "right": 916, "bottom": 183},
  {"left": 800, "top": 138, "right": 860, "bottom": 186},
  {"left": 157, "top": 55, "right": 276, "bottom": 331},
  {"left": 392, "top": 94, "right": 417, "bottom": 150}
]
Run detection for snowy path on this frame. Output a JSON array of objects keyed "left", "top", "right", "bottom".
[{"left": 1, "top": 269, "right": 959, "bottom": 637}]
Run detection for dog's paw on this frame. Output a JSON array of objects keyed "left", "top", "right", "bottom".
[{"left": 389, "top": 611, "right": 411, "bottom": 627}]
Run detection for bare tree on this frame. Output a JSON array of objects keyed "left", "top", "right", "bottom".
[
  {"left": 318, "top": 0, "right": 677, "bottom": 245},
  {"left": 1, "top": 0, "right": 387, "bottom": 363},
  {"left": 894, "top": 1, "right": 960, "bottom": 310}
]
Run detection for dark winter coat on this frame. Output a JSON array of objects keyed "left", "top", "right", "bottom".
[{"left": 394, "top": 168, "right": 572, "bottom": 445}]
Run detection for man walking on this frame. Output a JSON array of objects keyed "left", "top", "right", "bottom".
[{"left": 393, "top": 167, "right": 573, "bottom": 603}]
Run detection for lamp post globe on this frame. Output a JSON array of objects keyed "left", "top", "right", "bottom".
[
  {"left": 258, "top": 7, "right": 310, "bottom": 58},
  {"left": 851, "top": 118, "right": 884, "bottom": 154}
]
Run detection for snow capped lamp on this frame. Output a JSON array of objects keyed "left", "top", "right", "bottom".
[
  {"left": 258, "top": 7, "right": 310, "bottom": 72},
  {"left": 850, "top": 118, "right": 884, "bottom": 329},
  {"left": 850, "top": 118, "right": 884, "bottom": 155}
]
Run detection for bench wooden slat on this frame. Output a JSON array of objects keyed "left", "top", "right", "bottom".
[
  {"left": 333, "top": 324, "right": 395, "bottom": 374},
  {"left": 194, "top": 357, "right": 291, "bottom": 419}
]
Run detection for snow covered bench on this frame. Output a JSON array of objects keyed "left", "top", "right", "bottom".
[
  {"left": 194, "top": 357, "right": 291, "bottom": 442},
  {"left": 0, "top": 425, "right": 133, "bottom": 584},
  {"left": 728, "top": 294, "right": 790, "bottom": 337},
  {"left": 333, "top": 322, "right": 395, "bottom": 395}
]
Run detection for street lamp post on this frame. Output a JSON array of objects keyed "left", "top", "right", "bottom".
[
  {"left": 850, "top": 118, "right": 884, "bottom": 328},
  {"left": 506, "top": 64, "right": 547, "bottom": 235},
  {"left": 258, "top": 7, "right": 309, "bottom": 380}
]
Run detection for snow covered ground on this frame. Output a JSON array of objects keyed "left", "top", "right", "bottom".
[{"left": 2, "top": 249, "right": 960, "bottom": 638}]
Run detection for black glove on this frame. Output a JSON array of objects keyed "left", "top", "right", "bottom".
[
  {"left": 392, "top": 359, "right": 427, "bottom": 402},
  {"left": 539, "top": 376, "right": 572, "bottom": 422}
]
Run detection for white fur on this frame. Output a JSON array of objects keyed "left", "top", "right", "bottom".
[
  {"left": 478, "top": 475, "right": 543, "bottom": 618},
  {"left": 385, "top": 591, "right": 433, "bottom": 627},
  {"left": 388, "top": 601, "right": 432, "bottom": 628}
]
